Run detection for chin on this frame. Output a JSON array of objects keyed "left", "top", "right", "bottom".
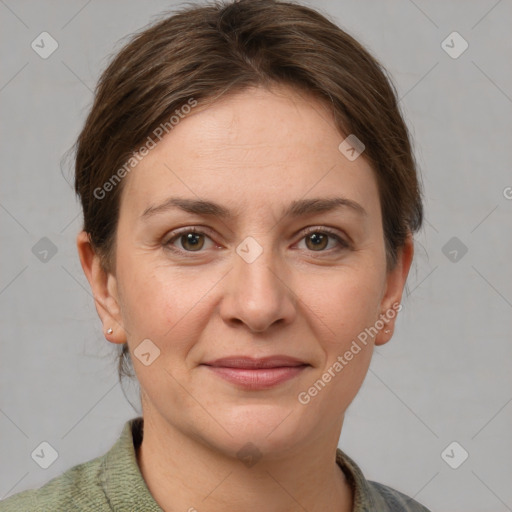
[{"left": 203, "top": 403, "right": 316, "bottom": 460}]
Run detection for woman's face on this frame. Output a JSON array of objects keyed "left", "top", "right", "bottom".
[{"left": 88, "top": 85, "right": 412, "bottom": 458}]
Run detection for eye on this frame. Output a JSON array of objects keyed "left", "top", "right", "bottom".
[
  {"left": 297, "top": 227, "right": 350, "bottom": 252},
  {"left": 163, "top": 226, "right": 350, "bottom": 255},
  {"left": 164, "top": 227, "right": 215, "bottom": 252}
]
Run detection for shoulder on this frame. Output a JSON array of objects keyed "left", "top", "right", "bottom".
[
  {"left": 366, "top": 480, "right": 432, "bottom": 512},
  {"left": 336, "top": 448, "right": 432, "bottom": 512},
  {"left": 0, "top": 453, "right": 110, "bottom": 512},
  {"left": 0, "top": 417, "right": 150, "bottom": 512}
]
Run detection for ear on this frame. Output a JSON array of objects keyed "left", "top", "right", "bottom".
[
  {"left": 76, "top": 231, "right": 127, "bottom": 344},
  {"left": 374, "top": 233, "right": 414, "bottom": 346}
]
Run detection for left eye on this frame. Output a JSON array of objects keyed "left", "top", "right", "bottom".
[{"left": 297, "top": 229, "right": 348, "bottom": 252}]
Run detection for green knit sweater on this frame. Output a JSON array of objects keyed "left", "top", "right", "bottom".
[{"left": 0, "top": 417, "right": 430, "bottom": 511}]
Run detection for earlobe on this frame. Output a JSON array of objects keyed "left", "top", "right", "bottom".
[
  {"left": 76, "top": 231, "right": 127, "bottom": 344},
  {"left": 374, "top": 233, "right": 414, "bottom": 346}
]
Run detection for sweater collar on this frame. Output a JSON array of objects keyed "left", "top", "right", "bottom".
[
  {"left": 99, "top": 417, "right": 163, "bottom": 511},
  {"left": 100, "top": 416, "right": 375, "bottom": 512}
]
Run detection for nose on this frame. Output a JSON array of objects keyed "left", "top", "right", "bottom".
[{"left": 219, "top": 241, "right": 297, "bottom": 333}]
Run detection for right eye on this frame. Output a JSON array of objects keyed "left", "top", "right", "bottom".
[{"left": 164, "top": 227, "right": 216, "bottom": 253}]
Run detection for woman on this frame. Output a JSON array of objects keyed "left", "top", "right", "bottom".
[{"left": 0, "top": 0, "right": 430, "bottom": 510}]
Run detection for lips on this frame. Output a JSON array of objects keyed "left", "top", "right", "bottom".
[
  {"left": 201, "top": 356, "right": 309, "bottom": 389},
  {"left": 203, "top": 356, "right": 307, "bottom": 369}
]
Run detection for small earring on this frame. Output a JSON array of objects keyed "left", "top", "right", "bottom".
[
  {"left": 106, "top": 328, "right": 113, "bottom": 335},
  {"left": 384, "top": 329, "right": 391, "bottom": 334}
]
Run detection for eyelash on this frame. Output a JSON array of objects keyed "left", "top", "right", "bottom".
[{"left": 163, "top": 226, "right": 350, "bottom": 255}]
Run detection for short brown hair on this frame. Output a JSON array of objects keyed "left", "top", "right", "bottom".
[{"left": 73, "top": 0, "right": 423, "bottom": 382}]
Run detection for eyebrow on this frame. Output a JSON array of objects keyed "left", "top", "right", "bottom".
[{"left": 141, "top": 196, "right": 367, "bottom": 220}]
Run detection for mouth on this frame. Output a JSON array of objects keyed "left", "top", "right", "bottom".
[{"left": 201, "top": 356, "right": 310, "bottom": 390}]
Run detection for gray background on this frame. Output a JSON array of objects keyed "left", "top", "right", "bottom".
[{"left": 1, "top": 1, "right": 511, "bottom": 511}]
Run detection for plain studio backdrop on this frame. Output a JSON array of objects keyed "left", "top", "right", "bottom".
[{"left": 1, "top": 1, "right": 511, "bottom": 511}]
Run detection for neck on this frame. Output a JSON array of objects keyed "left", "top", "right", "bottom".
[{"left": 136, "top": 410, "right": 353, "bottom": 512}]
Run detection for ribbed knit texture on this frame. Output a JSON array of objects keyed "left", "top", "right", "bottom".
[{"left": 0, "top": 417, "right": 430, "bottom": 511}]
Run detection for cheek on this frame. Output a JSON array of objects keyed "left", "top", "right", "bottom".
[
  {"left": 306, "top": 266, "right": 384, "bottom": 346},
  {"left": 117, "top": 257, "right": 218, "bottom": 352},
  {"left": 296, "top": 271, "right": 380, "bottom": 418}
]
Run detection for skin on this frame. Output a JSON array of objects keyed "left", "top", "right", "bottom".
[{"left": 77, "top": 84, "right": 413, "bottom": 512}]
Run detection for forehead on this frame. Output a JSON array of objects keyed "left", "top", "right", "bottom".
[{"left": 119, "top": 85, "right": 380, "bottom": 221}]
